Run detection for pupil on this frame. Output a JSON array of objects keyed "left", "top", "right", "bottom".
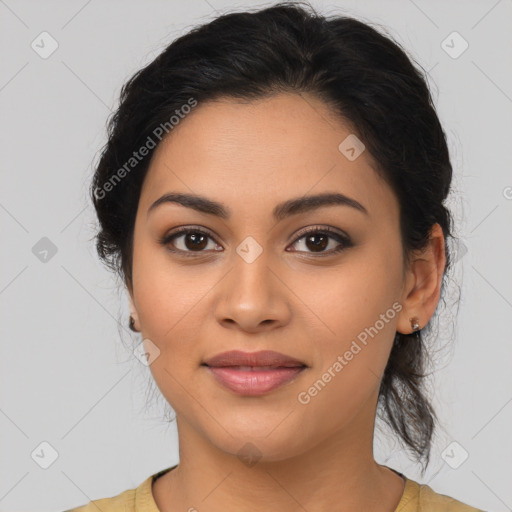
[
  {"left": 306, "top": 234, "right": 327, "bottom": 252},
  {"left": 186, "top": 232, "right": 207, "bottom": 250}
]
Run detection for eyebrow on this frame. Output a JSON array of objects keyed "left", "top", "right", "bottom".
[{"left": 147, "top": 191, "right": 369, "bottom": 221}]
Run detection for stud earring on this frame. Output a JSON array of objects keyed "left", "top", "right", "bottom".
[{"left": 410, "top": 316, "right": 421, "bottom": 333}]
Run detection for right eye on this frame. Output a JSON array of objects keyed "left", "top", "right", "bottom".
[{"left": 159, "top": 227, "right": 223, "bottom": 255}]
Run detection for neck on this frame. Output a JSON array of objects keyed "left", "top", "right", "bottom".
[{"left": 153, "top": 395, "right": 406, "bottom": 512}]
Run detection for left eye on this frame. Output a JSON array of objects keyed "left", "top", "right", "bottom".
[
  {"left": 160, "top": 226, "right": 351, "bottom": 256},
  {"left": 287, "top": 227, "right": 350, "bottom": 255}
]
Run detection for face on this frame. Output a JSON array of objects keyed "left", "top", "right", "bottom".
[{"left": 128, "top": 92, "right": 419, "bottom": 462}]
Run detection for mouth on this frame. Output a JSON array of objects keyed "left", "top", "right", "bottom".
[{"left": 201, "top": 350, "right": 308, "bottom": 395}]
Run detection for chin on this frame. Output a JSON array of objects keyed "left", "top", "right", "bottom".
[{"left": 202, "top": 423, "right": 311, "bottom": 465}]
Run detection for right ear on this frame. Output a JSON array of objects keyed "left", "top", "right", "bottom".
[{"left": 128, "top": 291, "right": 141, "bottom": 332}]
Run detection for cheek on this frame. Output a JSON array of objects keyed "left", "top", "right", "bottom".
[
  {"left": 293, "top": 242, "right": 402, "bottom": 346},
  {"left": 131, "top": 252, "right": 217, "bottom": 407},
  {"left": 292, "top": 284, "right": 401, "bottom": 440},
  {"left": 131, "top": 237, "right": 209, "bottom": 344},
  {"left": 293, "top": 245, "right": 403, "bottom": 402}
]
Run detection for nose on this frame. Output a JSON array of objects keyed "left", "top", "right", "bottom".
[{"left": 213, "top": 252, "right": 292, "bottom": 333}]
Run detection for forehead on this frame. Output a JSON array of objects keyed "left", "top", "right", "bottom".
[{"left": 139, "top": 93, "right": 398, "bottom": 223}]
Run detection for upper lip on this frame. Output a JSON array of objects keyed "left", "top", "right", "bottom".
[{"left": 202, "top": 350, "right": 307, "bottom": 368}]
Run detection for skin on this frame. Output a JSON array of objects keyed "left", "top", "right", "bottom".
[{"left": 127, "top": 92, "right": 446, "bottom": 512}]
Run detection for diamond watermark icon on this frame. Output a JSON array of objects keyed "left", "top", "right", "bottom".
[
  {"left": 338, "top": 134, "right": 365, "bottom": 161},
  {"left": 31, "top": 441, "right": 59, "bottom": 469},
  {"left": 237, "top": 442, "right": 262, "bottom": 468},
  {"left": 134, "top": 338, "right": 161, "bottom": 366},
  {"left": 236, "top": 236, "right": 263, "bottom": 264},
  {"left": 31, "top": 31, "right": 59, "bottom": 59},
  {"left": 441, "top": 441, "right": 469, "bottom": 469},
  {"left": 32, "top": 237, "right": 58, "bottom": 263},
  {"left": 441, "top": 31, "right": 468, "bottom": 59}
]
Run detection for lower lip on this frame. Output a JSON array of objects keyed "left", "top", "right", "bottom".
[{"left": 205, "top": 366, "right": 306, "bottom": 396}]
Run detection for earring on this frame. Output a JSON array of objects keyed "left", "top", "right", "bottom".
[
  {"left": 409, "top": 316, "right": 421, "bottom": 333},
  {"left": 129, "top": 315, "right": 139, "bottom": 332}
]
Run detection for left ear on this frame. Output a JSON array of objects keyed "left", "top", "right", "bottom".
[{"left": 396, "top": 223, "right": 446, "bottom": 335}]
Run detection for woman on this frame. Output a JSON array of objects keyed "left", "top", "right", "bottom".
[{"left": 66, "top": 2, "right": 483, "bottom": 510}]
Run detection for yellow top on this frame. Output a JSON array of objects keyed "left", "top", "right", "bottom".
[{"left": 65, "top": 465, "right": 484, "bottom": 512}]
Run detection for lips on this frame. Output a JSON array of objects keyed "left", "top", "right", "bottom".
[
  {"left": 202, "top": 350, "right": 308, "bottom": 395},
  {"left": 202, "top": 350, "right": 307, "bottom": 369}
]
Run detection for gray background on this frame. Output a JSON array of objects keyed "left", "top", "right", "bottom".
[{"left": 1, "top": 0, "right": 511, "bottom": 510}]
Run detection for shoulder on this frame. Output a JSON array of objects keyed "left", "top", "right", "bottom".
[
  {"left": 63, "top": 473, "right": 156, "bottom": 512},
  {"left": 398, "top": 478, "right": 485, "bottom": 511},
  {"left": 63, "top": 488, "right": 135, "bottom": 512}
]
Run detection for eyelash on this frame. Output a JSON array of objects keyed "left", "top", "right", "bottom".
[{"left": 159, "top": 225, "right": 352, "bottom": 258}]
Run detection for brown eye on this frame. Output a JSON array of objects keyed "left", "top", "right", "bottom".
[
  {"left": 160, "top": 227, "right": 221, "bottom": 254},
  {"left": 303, "top": 233, "right": 329, "bottom": 252},
  {"left": 288, "top": 227, "right": 352, "bottom": 255},
  {"left": 181, "top": 232, "right": 209, "bottom": 251}
]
